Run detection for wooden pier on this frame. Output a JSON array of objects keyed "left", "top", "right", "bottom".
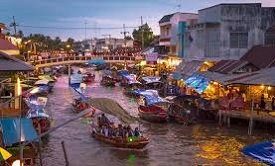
[{"left": 218, "top": 109, "right": 275, "bottom": 135}]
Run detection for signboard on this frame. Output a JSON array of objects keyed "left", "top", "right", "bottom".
[{"left": 145, "top": 53, "right": 158, "bottom": 64}]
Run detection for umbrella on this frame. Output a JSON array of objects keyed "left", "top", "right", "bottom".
[
  {"left": 88, "top": 59, "right": 106, "bottom": 65},
  {"left": 0, "top": 147, "right": 12, "bottom": 161},
  {"left": 35, "top": 80, "right": 49, "bottom": 85}
]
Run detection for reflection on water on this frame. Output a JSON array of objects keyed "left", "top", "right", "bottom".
[{"left": 40, "top": 74, "right": 267, "bottom": 166}]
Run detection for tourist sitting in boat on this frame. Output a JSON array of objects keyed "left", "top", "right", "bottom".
[
  {"left": 134, "top": 127, "right": 140, "bottom": 137},
  {"left": 117, "top": 124, "right": 124, "bottom": 137},
  {"left": 97, "top": 117, "right": 103, "bottom": 128},
  {"left": 126, "top": 125, "right": 133, "bottom": 137},
  {"left": 101, "top": 113, "right": 111, "bottom": 126}
]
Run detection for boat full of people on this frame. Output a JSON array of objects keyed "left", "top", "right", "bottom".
[{"left": 90, "top": 112, "right": 149, "bottom": 149}]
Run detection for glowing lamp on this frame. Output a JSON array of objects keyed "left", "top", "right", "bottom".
[
  {"left": 268, "top": 86, "right": 272, "bottom": 90},
  {"left": 12, "top": 160, "right": 24, "bottom": 166},
  {"left": 261, "top": 85, "right": 264, "bottom": 89}
]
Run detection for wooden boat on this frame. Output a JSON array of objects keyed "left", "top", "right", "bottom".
[
  {"left": 100, "top": 76, "right": 116, "bottom": 87},
  {"left": 168, "top": 95, "right": 217, "bottom": 124},
  {"left": 141, "top": 76, "right": 164, "bottom": 92},
  {"left": 134, "top": 89, "right": 171, "bottom": 123},
  {"left": 31, "top": 117, "right": 51, "bottom": 134},
  {"left": 138, "top": 105, "right": 167, "bottom": 123},
  {"left": 83, "top": 73, "right": 95, "bottom": 83},
  {"left": 91, "top": 130, "right": 149, "bottom": 149},
  {"left": 123, "top": 82, "right": 142, "bottom": 97},
  {"left": 71, "top": 98, "right": 90, "bottom": 113}
]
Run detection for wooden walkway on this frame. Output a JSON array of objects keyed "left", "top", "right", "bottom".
[{"left": 219, "top": 109, "right": 275, "bottom": 124}]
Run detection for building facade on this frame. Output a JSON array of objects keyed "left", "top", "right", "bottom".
[
  {"left": 159, "top": 12, "right": 198, "bottom": 57},
  {"left": 184, "top": 3, "right": 275, "bottom": 61},
  {"left": 73, "top": 38, "right": 134, "bottom": 53}
]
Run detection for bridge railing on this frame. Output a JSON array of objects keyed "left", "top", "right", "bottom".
[{"left": 31, "top": 55, "right": 137, "bottom": 66}]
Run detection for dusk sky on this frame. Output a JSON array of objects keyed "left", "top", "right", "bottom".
[{"left": 1, "top": 0, "right": 275, "bottom": 41}]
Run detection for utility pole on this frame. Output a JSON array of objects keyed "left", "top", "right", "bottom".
[
  {"left": 10, "top": 16, "right": 18, "bottom": 36},
  {"left": 84, "top": 20, "right": 87, "bottom": 40},
  {"left": 121, "top": 24, "right": 129, "bottom": 47},
  {"left": 102, "top": 34, "right": 111, "bottom": 50},
  {"left": 141, "top": 16, "right": 144, "bottom": 50}
]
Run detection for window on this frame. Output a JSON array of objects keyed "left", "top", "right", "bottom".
[{"left": 230, "top": 32, "right": 248, "bottom": 48}]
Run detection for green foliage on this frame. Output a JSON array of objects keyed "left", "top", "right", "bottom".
[
  {"left": 132, "top": 23, "right": 154, "bottom": 48},
  {"left": 20, "top": 32, "right": 75, "bottom": 54}
]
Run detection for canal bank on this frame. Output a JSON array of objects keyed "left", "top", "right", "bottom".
[{"left": 41, "top": 73, "right": 266, "bottom": 166}]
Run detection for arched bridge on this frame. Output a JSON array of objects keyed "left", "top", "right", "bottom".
[{"left": 30, "top": 55, "right": 136, "bottom": 68}]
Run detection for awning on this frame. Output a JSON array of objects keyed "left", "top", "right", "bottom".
[
  {"left": 185, "top": 74, "right": 211, "bottom": 94},
  {"left": 142, "top": 76, "right": 161, "bottom": 83},
  {"left": 176, "top": 60, "right": 203, "bottom": 78},
  {"left": 133, "top": 89, "right": 171, "bottom": 105},
  {"left": 0, "top": 118, "right": 39, "bottom": 147},
  {"left": 35, "top": 80, "right": 49, "bottom": 85},
  {"left": 38, "top": 75, "right": 55, "bottom": 82},
  {"left": 225, "top": 67, "right": 275, "bottom": 86}
]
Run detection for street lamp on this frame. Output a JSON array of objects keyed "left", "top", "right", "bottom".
[{"left": 19, "top": 108, "right": 92, "bottom": 165}]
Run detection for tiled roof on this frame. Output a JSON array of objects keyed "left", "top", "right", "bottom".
[
  {"left": 0, "top": 52, "right": 33, "bottom": 71},
  {"left": 0, "top": 39, "right": 18, "bottom": 50},
  {"left": 240, "top": 45, "right": 275, "bottom": 69},
  {"left": 208, "top": 60, "right": 250, "bottom": 74}
]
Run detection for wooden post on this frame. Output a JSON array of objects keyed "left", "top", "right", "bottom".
[
  {"left": 248, "top": 96, "right": 254, "bottom": 136},
  {"left": 219, "top": 110, "right": 222, "bottom": 125},
  {"left": 61, "top": 141, "right": 69, "bottom": 166},
  {"left": 68, "top": 64, "right": 71, "bottom": 85}
]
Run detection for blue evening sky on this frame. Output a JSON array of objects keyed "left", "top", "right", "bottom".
[{"left": 0, "top": 0, "right": 274, "bottom": 41}]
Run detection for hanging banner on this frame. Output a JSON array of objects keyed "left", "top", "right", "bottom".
[{"left": 145, "top": 53, "right": 158, "bottom": 64}]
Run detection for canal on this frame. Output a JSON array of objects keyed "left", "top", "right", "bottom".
[{"left": 41, "top": 71, "right": 268, "bottom": 166}]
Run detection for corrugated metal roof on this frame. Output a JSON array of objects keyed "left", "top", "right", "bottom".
[
  {"left": 178, "top": 60, "right": 203, "bottom": 77},
  {"left": 208, "top": 60, "right": 249, "bottom": 74},
  {"left": 240, "top": 45, "right": 275, "bottom": 69},
  {"left": 226, "top": 67, "right": 275, "bottom": 86},
  {"left": 0, "top": 118, "right": 39, "bottom": 146},
  {"left": 0, "top": 52, "right": 33, "bottom": 71}
]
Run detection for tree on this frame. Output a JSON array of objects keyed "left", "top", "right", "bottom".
[
  {"left": 132, "top": 23, "right": 154, "bottom": 48},
  {"left": 18, "top": 30, "right": 24, "bottom": 38}
]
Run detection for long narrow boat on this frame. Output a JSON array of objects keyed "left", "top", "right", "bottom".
[
  {"left": 138, "top": 105, "right": 167, "bottom": 123},
  {"left": 133, "top": 89, "right": 171, "bottom": 123},
  {"left": 91, "top": 130, "right": 149, "bottom": 149}
]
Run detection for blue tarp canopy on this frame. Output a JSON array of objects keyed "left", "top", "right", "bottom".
[
  {"left": 133, "top": 89, "right": 171, "bottom": 105},
  {"left": 171, "top": 72, "right": 184, "bottom": 80},
  {"left": 185, "top": 74, "right": 210, "bottom": 94},
  {"left": 28, "top": 85, "right": 49, "bottom": 95},
  {"left": 88, "top": 59, "right": 106, "bottom": 65},
  {"left": 142, "top": 76, "right": 161, "bottom": 84},
  {"left": 0, "top": 118, "right": 39, "bottom": 147},
  {"left": 103, "top": 70, "right": 113, "bottom": 76},
  {"left": 70, "top": 73, "right": 83, "bottom": 84},
  {"left": 122, "top": 74, "right": 141, "bottom": 84},
  {"left": 242, "top": 140, "right": 275, "bottom": 165},
  {"left": 117, "top": 70, "right": 130, "bottom": 76},
  {"left": 27, "top": 109, "right": 50, "bottom": 119},
  {"left": 69, "top": 83, "right": 88, "bottom": 100}
]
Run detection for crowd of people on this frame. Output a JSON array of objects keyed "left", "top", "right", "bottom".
[{"left": 96, "top": 113, "right": 141, "bottom": 138}]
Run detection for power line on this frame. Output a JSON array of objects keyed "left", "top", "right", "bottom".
[{"left": 18, "top": 25, "right": 139, "bottom": 30}]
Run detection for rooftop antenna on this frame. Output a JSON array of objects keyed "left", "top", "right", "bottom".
[{"left": 121, "top": 24, "right": 129, "bottom": 46}]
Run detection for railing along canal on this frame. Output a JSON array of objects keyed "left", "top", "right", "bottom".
[{"left": 30, "top": 55, "right": 136, "bottom": 67}]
